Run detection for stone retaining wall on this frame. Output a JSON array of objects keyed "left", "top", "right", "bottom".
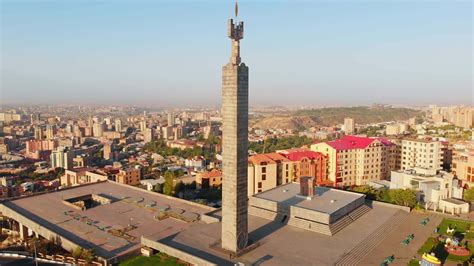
[{"left": 141, "top": 236, "right": 216, "bottom": 266}]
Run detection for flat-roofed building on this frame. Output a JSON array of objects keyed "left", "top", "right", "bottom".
[
  {"left": 0, "top": 181, "right": 214, "bottom": 264},
  {"left": 45, "top": 124, "right": 56, "bottom": 140},
  {"left": 116, "top": 168, "right": 141, "bottom": 186},
  {"left": 0, "top": 112, "right": 22, "bottom": 122},
  {"left": 397, "top": 138, "right": 445, "bottom": 171},
  {"left": 390, "top": 167, "right": 468, "bottom": 214},
  {"left": 60, "top": 168, "right": 108, "bottom": 187},
  {"left": 33, "top": 125, "right": 44, "bottom": 140},
  {"left": 50, "top": 146, "right": 74, "bottom": 170},
  {"left": 144, "top": 128, "right": 155, "bottom": 143},
  {"left": 385, "top": 123, "right": 409, "bottom": 136},
  {"left": 249, "top": 181, "right": 369, "bottom": 236},
  {"left": 92, "top": 123, "right": 105, "bottom": 138},
  {"left": 344, "top": 117, "right": 355, "bottom": 134},
  {"left": 102, "top": 131, "right": 122, "bottom": 140}
]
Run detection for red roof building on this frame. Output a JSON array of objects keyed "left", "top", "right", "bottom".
[{"left": 312, "top": 135, "right": 398, "bottom": 187}]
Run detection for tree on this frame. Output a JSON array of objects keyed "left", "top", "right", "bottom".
[
  {"left": 389, "top": 189, "right": 417, "bottom": 208},
  {"left": 174, "top": 181, "right": 185, "bottom": 196},
  {"left": 376, "top": 188, "right": 391, "bottom": 202},
  {"left": 81, "top": 248, "right": 96, "bottom": 262},
  {"left": 163, "top": 171, "right": 175, "bottom": 196},
  {"left": 153, "top": 183, "right": 164, "bottom": 193},
  {"left": 464, "top": 187, "right": 474, "bottom": 203},
  {"left": 71, "top": 247, "right": 83, "bottom": 259},
  {"left": 185, "top": 181, "right": 197, "bottom": 191},
  {"left": 351, "top": 185, "right": 379, "bottom": 200}
]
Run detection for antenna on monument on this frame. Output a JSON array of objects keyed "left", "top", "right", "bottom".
[{"left": 235, "top": 0, "right": 238, "bottom": 17}]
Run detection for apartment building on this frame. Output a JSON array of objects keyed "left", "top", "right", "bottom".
[
  {"left": 25, "top": 139, "right": 58, "bottom": 160},
  {"left": 116, "top": 168, "right": 141, "bottom": 186},
  {"left": 431, "top": 106, "right": 474, "bottom": 129},
  {"left": 392, "top": 138, "right": 446, "bottom": 171},
  {"left": 247, "top": 150, "right": 328, "bottom": 196},
  {"left": 311, "top": 135, "right": 396, "bottom": 187},
  {"left": 385, "top": 123, "right": 409, "bottom": 136},
  {"left": 451, "top": 141, "right": 474, "bottom": 187},
  {"left": 50, "top": 146, "right": 74, "bottom": 170},
  {"left": 279, "top": 150, "right": 329, "bottom": 185},
  {"left": 344, "top": 117, "right": 355, "bottom": 134},
  {"left": 248, "top": 153, "right": 292, "bottom": 196}
]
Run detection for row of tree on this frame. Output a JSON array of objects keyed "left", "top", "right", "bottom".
[
  {"left": 464, "top": 187, "right": 474, "bottom": 203},
  {"left": 143, "top": 139, "right": 215, "bottom": 160},
  {"left": 249, "top": 135, "right": 314, "bottom": 154},
  {"left": 152, "top": 171, "right": 221, "bottom": 204},
  {"left": 350, "top": 185, "right": 418, "bottom": 208}
]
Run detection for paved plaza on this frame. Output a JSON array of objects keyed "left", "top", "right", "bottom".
[
  {"left": 0, "top": 181, "right": 213, "bottom": 261},
  {"left": 156, "top": 202, "right": 403, "bottom": 265}
]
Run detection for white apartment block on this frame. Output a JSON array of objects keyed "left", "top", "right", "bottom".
[{"left": 395, "top": 138, "right": 445, "bottom": 171}]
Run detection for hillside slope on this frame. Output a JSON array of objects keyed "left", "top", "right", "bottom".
[{"left": 250, "top": 106, "right": 421, "bottom": 130}]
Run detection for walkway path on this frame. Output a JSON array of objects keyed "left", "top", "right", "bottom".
[
  {"left": 335, "top": 210, "right": 408, "bottom": 266},
  {"left": 357, "top": 211, "right": 443, "bottom": 266}
]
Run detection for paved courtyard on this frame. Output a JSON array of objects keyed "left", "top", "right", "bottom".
[
  {"left": 358, "top": 211, "right": 443, "bottom": 266},
  {"left": 158, "top": 202, "right": 402, "bottom": 265},
  {"left": 0, "top": 182, "right": 212, "bottom": 260}
]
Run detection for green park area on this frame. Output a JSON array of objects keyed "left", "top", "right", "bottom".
[
  {"left": 119, "top": 253, "right": 185, "bottom": 266},
  {"left": 414, "top": 218, "right": 474, "bottom": 265}
]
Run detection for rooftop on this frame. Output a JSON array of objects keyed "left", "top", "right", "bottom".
[
  {"left": 150, "top": 201, "right": 401, "bottom": 266},
  {"left": 440, "top": 198, "right": 469, "bottom": 205},
  {"left": 254, "top": 183, "right": 364, "bottom": 215},
  {"left": 281, "top": 150, "right": 322, "bottom": 161},
  {"left": 0, "top": 181, "right": 213, "bottom": 260},
  {"left": 327, "top": 135, "right": 392, "bottom": 151}
]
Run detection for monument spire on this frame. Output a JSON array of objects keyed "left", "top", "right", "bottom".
[
  {"left": 221, "top": 1, "right": 249, "bottom": 253},
  {"left": 227, "top": 2, "right": 244, "bottom": 65},
  {"left": 235, "top": 0, "right": 238, "bottom": 17}
]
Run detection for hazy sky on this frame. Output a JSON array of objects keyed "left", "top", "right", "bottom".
[{"left": 1, "top": 0, "right": 472, "bottom": 107}]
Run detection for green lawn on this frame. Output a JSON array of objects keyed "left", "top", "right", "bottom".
[
  {"left": 437, "top": 218, "right": 474, "bottom": 239},
  {"left": 417, "top": 237, "right": 437, "bottom": 255},
  {"left": 408, "top": 259, "right": 420, "bottom": 266},
  {"left": 416, "top": 218, "right": 474, "bottom": 264},
  {"left": 120, "top": 253, "right": 185, "bottom": 266}
]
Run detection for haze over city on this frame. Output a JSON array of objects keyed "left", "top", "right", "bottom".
[
  {"left": 0, "top": 1, "right": 473, "bottom": 266},
  {"left": 1, "top": 0, "right": 472, "bottom": 106}
]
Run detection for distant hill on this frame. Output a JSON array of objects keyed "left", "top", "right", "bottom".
[{"left": 250, "top": 106, "right": 421, "bottom": 130}]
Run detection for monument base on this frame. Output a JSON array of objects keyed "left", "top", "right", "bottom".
[{"left": 209, "top": 239, "right": 261, "bottom": 259}]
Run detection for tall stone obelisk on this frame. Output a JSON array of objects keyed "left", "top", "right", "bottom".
[{"left": 221, "top": 1, "right": 249, "bottom": 253}]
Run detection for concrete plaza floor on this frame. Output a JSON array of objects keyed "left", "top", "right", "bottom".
[
  {"left": 158, "top": 203, "right": 402, "bottom": 265},
  {"left": 359, "top": 211, "right": 443, "bottom": 266},
  {"left": 1, "top": 182, "right": 212, "bottom": 260}
]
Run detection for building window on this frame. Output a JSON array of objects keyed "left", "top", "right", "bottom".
[
  {"left": 262, "top": 174, "right": 266, "bottom": 181},
  {"left": 262, "top": 167, "right": 266, "bottom": 173},
  {"left": 258, "top": 182, "right": 262, "bottom": 188}
]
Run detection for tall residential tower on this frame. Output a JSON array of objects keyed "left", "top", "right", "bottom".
[{"left": 221, "top": 2, "right": 249, "bottom": 253}]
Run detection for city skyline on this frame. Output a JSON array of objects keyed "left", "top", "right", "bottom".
[
  {"left": 0, "top": 2, "right": 473, "bottom": 264},
  {"left": 1, "top": 0, "right": 473, "bottom": 106}
]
